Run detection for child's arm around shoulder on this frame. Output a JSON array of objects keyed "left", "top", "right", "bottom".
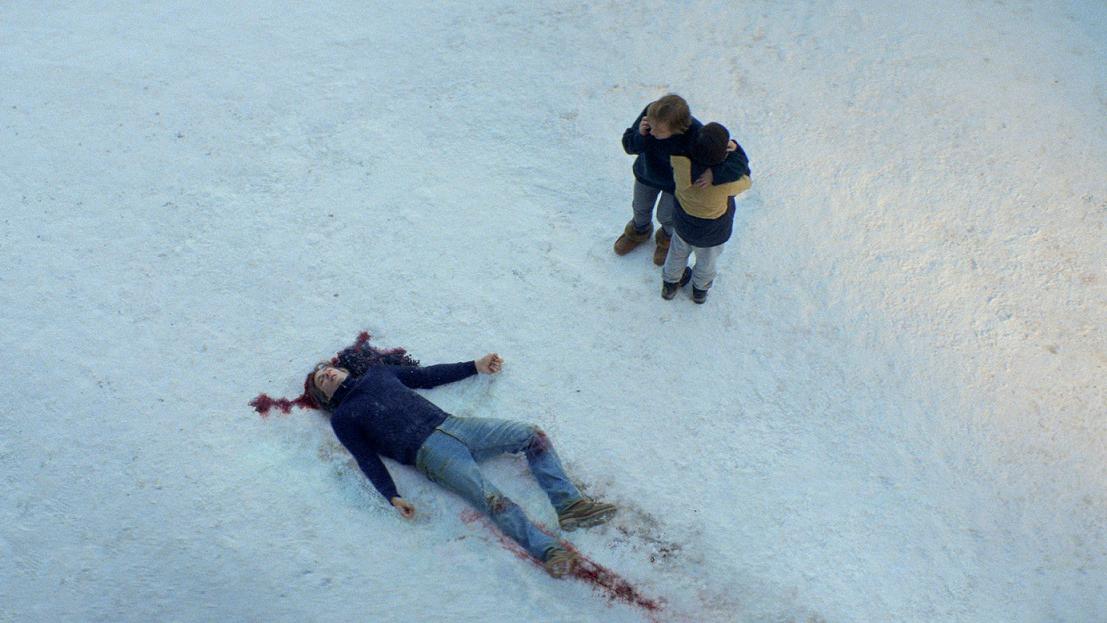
[
  {"left": 718, "top": 142, "right": 752, "bottom": 195},
  {"left": 717, "top": 174, "right": 752, "bottom": 197},
  {"left": 710, "top": 140, "right": 751, "bottom": 184}
]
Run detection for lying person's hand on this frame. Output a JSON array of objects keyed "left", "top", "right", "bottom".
[
  {"left": 391, "top": 497, "right": 416, "bottom": 519},
  {"left": 475, "top": 353, "right": 503, "bottom": 374}
]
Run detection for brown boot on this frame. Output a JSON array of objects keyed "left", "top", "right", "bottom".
[
  {"left": 653, "top": 229, "right": 671, "bottom": 266},
  {"left": 543, "top": 546, "right": 580, "bottom": 578},
  {"left": 613, "top": 220, "right": 652, "bottom": 256},
  {"left": 558, "top": 498, "right": 618, "bottom": 531}
]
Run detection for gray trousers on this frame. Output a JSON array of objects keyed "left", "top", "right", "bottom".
[
  {"left": 662, "top": 231, "right": 725, "bottom": 290},
  {"left": 632, "top": 181, "right": 675, "bottom": 235}
]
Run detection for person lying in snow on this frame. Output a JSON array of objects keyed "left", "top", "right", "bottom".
[{"left": 305, "top": 350, "right": 617, "bottom": 578}]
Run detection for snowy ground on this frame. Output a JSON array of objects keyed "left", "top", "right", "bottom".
[{"left": 2, "top": 1, "right": 1104, "bottom": 621}]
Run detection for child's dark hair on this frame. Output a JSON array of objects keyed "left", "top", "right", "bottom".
[
  {"left": 251, "top": 331, "right": 420, "bottom": 416},
  {"left": 691, "top": 122, "right": 730, "bottom": 166}
]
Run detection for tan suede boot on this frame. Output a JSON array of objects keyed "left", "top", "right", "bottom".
[
  {"left": 558, "top": 498, "right": 618, "bottom": 531},
  {"left": 653, "top": 228, "right": 671, "bottom": 266},
  {"left": 613, "top": 220, "right": 653, "bottom": 256},
  {"left": 543, "top": 546, "right": 580, "bottom": 578}
]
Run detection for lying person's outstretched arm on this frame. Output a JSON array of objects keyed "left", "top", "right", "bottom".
[
  {"left": 331, "top": 416, "right": 401, "bottom": 502},
  {"left": 391, "top": 353, "right": 503, "bottom": 388}
]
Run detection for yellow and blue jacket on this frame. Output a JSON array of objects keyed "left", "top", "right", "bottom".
[{"left": 670, "top": 148, "right": 752, "bottom": 247}]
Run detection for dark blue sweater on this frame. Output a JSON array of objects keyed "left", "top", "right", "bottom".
[{"left": 328, "top": 361, "right": 478, "bottom": 501}]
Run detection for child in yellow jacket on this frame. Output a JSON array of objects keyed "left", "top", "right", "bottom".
[{"left": 661, "top": 122, "right": 751, "bottom": 304}]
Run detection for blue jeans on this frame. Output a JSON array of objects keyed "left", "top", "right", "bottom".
[
  {"left": 414, "top": 416, "right": 583, "bottom": 560},
  {"left": 632, "top": 180, "right": 675, "bottom": 235}
]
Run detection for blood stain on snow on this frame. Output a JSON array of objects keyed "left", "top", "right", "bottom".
[
  {"left": 571, "top": 551, "right": 665, "bottom": 616},
  {"left": 249, "top": 392, "right": 315, "bottom": 416},
  {"left": 459, "top": 509, "right": 666, "bottom": 619}
]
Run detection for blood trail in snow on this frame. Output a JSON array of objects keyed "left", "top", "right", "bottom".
[
  {"left": 460, "top": 510, "right": 666, "bottom": 619},
  {"left": 248, "top": 392, "right": 315, "bottom": 416}
]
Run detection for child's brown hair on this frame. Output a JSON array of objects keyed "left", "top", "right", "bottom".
[{"left": 646, "top": 94, "right": 692, "bottom": 133}]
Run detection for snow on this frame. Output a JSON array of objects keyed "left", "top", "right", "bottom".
[{"left": 1, "top": 1, "right": 1104, "bottom": 621}]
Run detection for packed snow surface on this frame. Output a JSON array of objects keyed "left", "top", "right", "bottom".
[{"left": 2, "top": 1, "right": 1104, "bottom": 621}]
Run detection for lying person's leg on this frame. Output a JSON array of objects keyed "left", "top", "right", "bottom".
[
  {"left": 416, "top": 430, "right": 558, "bottom": 561},
  {"left": 437, "top": 416, "right": 581, "bottom": 511},
  {"left": 437, "top": 416, "right": 617, "bottom": 530}
]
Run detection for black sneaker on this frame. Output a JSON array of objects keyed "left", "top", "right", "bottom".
[
  {"left": 661, "top": 267, "right": 692, "bottom": 300},
  {"left": 692, "top": 286, "right": 708, "bottom": 304}
]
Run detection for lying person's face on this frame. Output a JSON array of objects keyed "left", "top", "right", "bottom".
[{"left": 313, "top": 365, "right": 347, "bottom": 401}]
